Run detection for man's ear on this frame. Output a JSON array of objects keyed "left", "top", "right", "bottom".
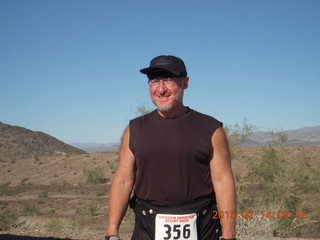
[{"left": 183, "top": 77, "right": 189, "bottom": 89}]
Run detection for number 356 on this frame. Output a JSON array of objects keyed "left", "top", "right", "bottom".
[{"left": 163, "top": 224, "right": 191, "bottom": 239}]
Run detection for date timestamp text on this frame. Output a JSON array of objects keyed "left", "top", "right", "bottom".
[{"left": 212, "top": 210, "right": 308, "bottom": 220}]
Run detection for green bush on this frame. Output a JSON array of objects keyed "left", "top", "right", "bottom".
[
  {"left": 19, "top": 202, "right": 39, "bottom": 216},
  {"left": 0, "top": 210, "right": 17, "bottom": 231},
  {"left": 237, "top": 145, "right": 320, "bottom": 237},
  {"left": 228, "top": 121, "right": 320, "bottom": 238},
  {"left": 84, "top": 168, "right": 107, "bottom": 184},
  {"left": 224, "top": 118, "right": 257, "bottom": 153},
  {"left": 0, "top": 182, "right": 22, "bottom": 196}
]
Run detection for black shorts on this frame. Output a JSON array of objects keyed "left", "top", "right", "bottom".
[{"left": 130, "top": 196, "right": 222, "bottom": 240}]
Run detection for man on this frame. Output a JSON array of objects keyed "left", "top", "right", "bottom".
[{"left": 106, "top": 55, "right": 237, "bottom": 240}]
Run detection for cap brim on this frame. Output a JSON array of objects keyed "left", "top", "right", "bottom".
[{"left": 140, "top": 67, "right": 180, "bottom": 76}]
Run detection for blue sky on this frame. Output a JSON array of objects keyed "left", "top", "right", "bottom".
[{"left": 1, "top": 0, "right": 319, "bottom": 144}]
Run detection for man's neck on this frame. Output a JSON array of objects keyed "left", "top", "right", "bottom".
[{"left": 157, "top": 105, "right": 188, "bottom": 118}]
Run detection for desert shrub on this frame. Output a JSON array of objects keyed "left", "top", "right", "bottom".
[
  {"left": 228, "top": 120, "right": 320, "bottom": 238},
  {"left": 0, "top": 182, "right": 11, "bottom": 196},
  {"left": 20, "top": 178, "right": 29, "bottom": 184},
  {"left": 237, "top": 145, "right": 320, "bottom": 238},
  {"left": 19, "top": 202, "right": 39, "bottom": 216},
  {"left": 0, "top": 182, "right": 22, "bottom": 196},
  {"left": 270, "top": 130, "right": 288, "bottom": 146},
  {"left": 84, "top": 168, "right": 107, "bottom": 184},
  {"left": 224, "top": 119, "right": 257, "bottom": 157},
  {"left": 0, "top": 210, "right": 17, "bottom": 231},
  {"left": 89, "top": 206, "right": 97, "bottom": 216},
  {"left": 237, "top": 215, "right": 274, "bottom": 239},
  {"left": 134, "top": 104, "right": 152, "bottom": 116},
  {"left": 96, "top": 191, "right": 106, "bottom": 196},
  {"left": 65, "top": 216, "right": 86, "bottom": 234},
  {"left": 38, "top": 190, "right": 49, "bottom": 198},
  {"left": 46, "top": 218, "right": 64, "bottom": 232},
  {"left": 48, "top": 209, "right": 56, "bottom": 215}
]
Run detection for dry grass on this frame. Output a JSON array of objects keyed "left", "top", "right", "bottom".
[{"left": 1, "top": 147, "right": 320, "bottom": 239}]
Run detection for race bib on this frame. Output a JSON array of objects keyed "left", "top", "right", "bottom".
[{"left": 155, "top": 213, "right": 197, "bottom": 240}]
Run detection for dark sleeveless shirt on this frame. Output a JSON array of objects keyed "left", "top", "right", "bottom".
[{"left": 129, "top": 108, "right": 222, "bottom": 206}]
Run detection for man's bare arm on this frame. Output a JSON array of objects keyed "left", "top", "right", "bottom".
[
  {"left": 106, "top": 126, "right": 136, "bottom": 236},
  {"left": 210, "top": 127, "right": 237, "bottom": 238}
]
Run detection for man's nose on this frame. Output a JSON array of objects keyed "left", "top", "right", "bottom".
[{"left": 157, "top": 80, "right": 167, "bottom": 92}]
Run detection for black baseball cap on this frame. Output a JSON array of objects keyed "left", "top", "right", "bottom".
[{"left": 140, "top": 55, "right": 187, "bottom": 79}]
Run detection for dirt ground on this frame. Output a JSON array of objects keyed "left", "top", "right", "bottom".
[
  {"left": 0, "top": 148, "right": 319, "bottom": 240},
  {"left": 0, "top": 153, "right": 133, "bottom": 239}
]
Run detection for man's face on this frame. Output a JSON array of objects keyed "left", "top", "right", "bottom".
[{"left": 149, "top": 77, "right": 189, "bottom": 114}]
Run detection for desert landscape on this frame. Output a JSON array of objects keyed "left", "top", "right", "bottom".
[
  {"left": 0, "top": 152, "right": 134, "bottom": 240},
  {"left": 0, "top": 122, "right": 319, "bottom": 239}
]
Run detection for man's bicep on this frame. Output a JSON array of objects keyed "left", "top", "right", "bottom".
[
  {"left": 115, "top": 126, "right": 136, "bottom": 181},
  {"left": 210, "top": 127, "right": 232, "bottom": 181}
]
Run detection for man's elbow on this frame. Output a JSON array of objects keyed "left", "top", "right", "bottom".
[{"left": 213, "top": 174, "right": 235, "bottom": 190}]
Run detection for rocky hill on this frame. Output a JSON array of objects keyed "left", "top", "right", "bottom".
[{"left": 0, "top": 122, "right": 86, "bottom": 162}]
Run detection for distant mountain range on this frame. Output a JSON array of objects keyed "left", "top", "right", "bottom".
[
  {"left": 70, "top": 142, "right": 119, "bottom": 149},
  {"left": 71, "top": 126, "right": 320, "bottom": 152},
  {"left": 70, "top": 142, "right": 120, "bottom": 153},
  {"left": 242, "top": 126, "right": 320, "bottom": 147},
  {"left": 1, "top": 121, "right": 318, "bottom": 159}
]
